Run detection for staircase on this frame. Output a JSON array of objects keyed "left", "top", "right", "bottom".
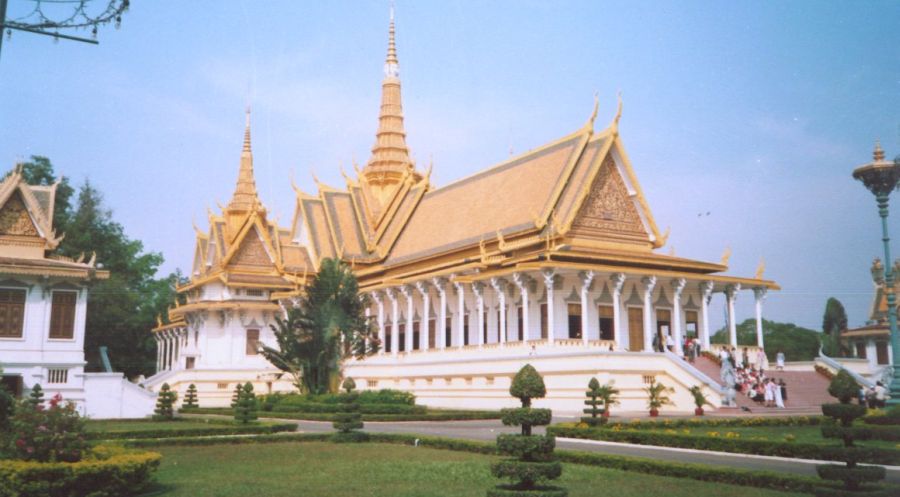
[{"left": 693, "top": 356, "right": 833, "bottom": 415}]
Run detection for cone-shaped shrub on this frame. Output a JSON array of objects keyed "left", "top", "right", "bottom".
[
  {"left": 332, "top": 377, "right": 368, "bottom": 442},
  {"left": 153, "top": 383, "right": 177, "bottom": 421},
  {"left": 183, "top": 384, "right": 199, "bottom": 409},
  {"left": 230, "top": 383, "right": 242, "bottom": 408},
  {"left": 581, "top": 378, "right": 618, "bottom": 425},
  {"left": 489, "top": 364, "right": 566, "bottom": 497},
  {"left": 815, "top": 370, "right": 886, "bottom": 496},
  {"left": 27, "top": 384, "right": 44, "bottom": 409},
  {"left": 234, "top": 382, "right": 258, "bottom": 424}
]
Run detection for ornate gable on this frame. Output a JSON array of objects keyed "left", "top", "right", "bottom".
[
  {"left": 0, "top": 190, "right": 40, "bottom": 237},
  {"left": 569, "top": 156, "right": 649, "bottom": 244},
  {"left": 230, "top": 226, "right": 273, "bottom": 268}
]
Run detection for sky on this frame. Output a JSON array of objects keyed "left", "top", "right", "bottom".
[{"left": 1, "top": 1, "right": 899, "bottom": 332}]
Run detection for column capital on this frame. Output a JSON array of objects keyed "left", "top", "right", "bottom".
[
  {"left": 671, "top": 277, "right": 686, "bottom": 295},
  {"left": 472, "top": 281, "right": 485, "bottom": 298},
  {"left": 610, "top": 272, "right": 626, "bottom": 293},
  {"left": 541, "top": 268, "right": 556, "bottom": 284},
  {"left": 431, "top": 277, "right": 448, "bottom": 292},
  {"left": 578, "top": 270, "right": 595, "bottom": 291},
  {"left": 641, "top": 275, "right": 657, "bottom": 291},
  {"left": 753, "top": 286, "right": 768, "bottom": 301},
  {"left": 370, "top": 290, "right": 383, "bottom": 303},
  {"left": 725, "top": 283, "right": 741, "bottom": 298},
  {"left": 399, "top": 284, "right": 414, "bottom": 299},
  {"left": 700, "top": 280, "right": 714, "bottom": 299},
  {"left": 512, "top": 272, "right": 534, "bottom": 291},
  {"left": 489, "top": 277, "right": 508, "bottom": 294},
  {"left": 415, "top": 281, "right": 430, "bottom": 296},
  {"left": 384, "top": 287, "right": 397, "bottom": 302}
]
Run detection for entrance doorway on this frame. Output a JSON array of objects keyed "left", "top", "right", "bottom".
[
  {"left": 656, "top": 309, "right": 671, "bottom": 352},
  {"left": 627, "top": 307, "right": 643, "bottom": 352}
]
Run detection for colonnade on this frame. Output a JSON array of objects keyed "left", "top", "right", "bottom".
[{"left": 153, "top": 327, "right": 187, "bottom": 373}]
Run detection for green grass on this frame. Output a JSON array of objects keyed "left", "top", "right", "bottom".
[
  {"left": 145, "top": 442, "right": 808, "bottom": 497},
  {"left": 665, "top": 425, "right": 899, "bottom": 449},
  {"left": 85, "top": 418, "right": 281, "bottom": 433}
]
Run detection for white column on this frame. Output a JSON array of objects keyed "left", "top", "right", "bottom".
[
  {"left": 753, "top": 287, "right": 767, "bottom": 349},
  {"left": 513, "top": 273, "right": 531, "bottom": 342},
  {"left": 374, "top": 291, "right": 385, "bottom": 355},
  {"left": 400, "top": 285, "right": 414, "bottom": 352},
  {"left": 472, "top": 282, "right": 485, "bottom": 347},
  {"left": 416, "top": 281, "right": 431, "bottom": 351},
  {"left": 364, "top": 306, "right": 371, "bottom": 351},
  {"left": 866, "top": 339, "right": 878, "bottom": 369},
  {"left": 542, "top": 269, "right": 556, "bottom": 344},
  {"left": 579, "top": 271, "right": 595, "bottom": 344},
  {"left": 611, "top": 273, "right": 625, "bottom": 350},
  {"left": 490, "top": 278, "right": 507, "bottom": 345},
  {"left": 672, "top": 278, "right": 686, "bottom": 356},
  {"left": 641, "top": 276, "right": 657, "bottom": 352},
  {"left": 725, "top": 284, "right": 741, "bottom": 347},
  {"left": 454, "top": 280, "right": 465, "bottom": 347},
  {"left": 433, "top": 277, "right": 448, "bottom": 349},
  {"left": 154, "top": 334, "right": 161, "bottom": 373},
  {"left": 386, "top": 288, "right": 399, "bottom": 356},
  {"left": 699, "top": 281, "right": 714, "bottom": 351}
]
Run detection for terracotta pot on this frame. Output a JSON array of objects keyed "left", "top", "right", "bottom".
[
  {"left": 694, "top": 407, "right": 704, "bottom": 416},
  {"left": 649, "top": 408, "right": 659, "bottom": 417}
]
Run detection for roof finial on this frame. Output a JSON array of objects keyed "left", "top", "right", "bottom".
[
  {"left": 874, "top": 139, "right": 885, "bottom": 162},
  {"left": 587, "top": 91, "right": 599, "bottom": 128},
  {"left": 227, "top": 110, "right": 260, "bottom": 211},
  {"left": 385, "top": 2, "right": 398, "bottom": 77},
  {"left": 243, "top": 106, "right": 252, "bottom": 153},
  {"left": 614, "top": 91, "right": 623, "bottom": 127}
]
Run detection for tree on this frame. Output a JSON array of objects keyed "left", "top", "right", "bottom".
[
  {"left": 15, "top": 158, "right": 177, "bottom": 378},
  {"left": 230, "top": 384, "right": 242, "bottom": 408},
  {"left": 261, "top": 258, "right": 379, "bottom": 395},
  {"left": 712, "top": 319, "right": 821, "bottom": 361},
  {"left": 27, "top": 384, "right": 44, "bottom": 409},
  {"left": 581, "top": 378, "right": 618, "bottom": 425},
  {"left": 490, "top": 364, "right": 565, "bottom": 496},
  {"left": 234, "top": 383, "right": 257, "bottom": 424},
  {"left": 153, "top": 383, "right": 176, "bottom": 421},
  {"left": 182, "top": 384, "right": 198, "bottom": 409},
  {"left": 0, "top": 365, "right": 13, "bottom": 431},
  {"left": 822, "top": 298, "right": 848, "bottom": 357}
]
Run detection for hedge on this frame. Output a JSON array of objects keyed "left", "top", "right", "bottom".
[
  {"left": 599, "top": 416, "right": 824, "bottom": 430},
  {"left": 179, "top": 407, "right": 501, "bottom": 422},
  {"left": 547, "top": 425, "right": 900, "bottom": 465},
  {"left": 0, "top": 446, "right": 161, "bottom": 497},
  {"left": 270, "top": 389, "right": 416, "bottom": 406},
  {"left": 87, "top": 422, "right": 296, "bottom": 440},
  {"left": 122, "top": 432, "right": 331, "bottom": 448},
  {"left": 820, "top": 424, "right": 900, "bottom": 442},
  {"left": 270, "top": 403, "right": 427, "bottom": 415}
]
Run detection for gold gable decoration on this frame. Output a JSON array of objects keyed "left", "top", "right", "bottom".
[
  {"left": 231, "top": 227, "right": 272, "bottom": 267},
  {"left": 570, "top": 157, "right": 648, "bottom": 242},
  {"left": 0, "top": 191, "right": 40, "bottom": 237}
]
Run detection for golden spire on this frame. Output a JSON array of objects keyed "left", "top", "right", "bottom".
[
  {"left": 227, "top": 108, "right": 260, "bottom": 212},
  {"left": 362, "top": 6, "right": 417, "bottom": 191},
  {"left": 874, "top": 139, "right": 885, "bottom": 162}
]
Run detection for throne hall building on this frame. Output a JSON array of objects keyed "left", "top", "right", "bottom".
[{"left": 146, "top": 15, "right": 779, "bottom": 412}]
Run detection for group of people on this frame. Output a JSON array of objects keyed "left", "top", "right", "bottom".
[
  {"left": 860, "top": 381, "right": 889, "bottom": 408},
  {"left": 718, "top": 346, "right": 789, "bottom": 409}
]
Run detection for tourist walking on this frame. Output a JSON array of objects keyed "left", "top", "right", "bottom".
[
  {"left": 775, "top": 350, "right": 785, "bottom": 371},
  {"left": 774, "top": 379, "right": 785, "bottom": 408},
  {"left": 756, "top": 347, "right": 767, "bottom": 371}
]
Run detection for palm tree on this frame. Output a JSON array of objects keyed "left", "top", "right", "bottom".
[{"left": 261, "top": 258, "right": 379, "bottom": 394}]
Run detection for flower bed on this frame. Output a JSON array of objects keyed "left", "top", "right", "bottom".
[{"left": 0, "top": 445, "right": 161, "bottom": 497}]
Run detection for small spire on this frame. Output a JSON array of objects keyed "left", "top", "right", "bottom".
[
  {"left": 874, "top": 139, "right": 885, "bottom": 162},
  {"left": 385, "top": 3, "right": 399, "bottom": 77},
  {"left": 227, "top": 110, "right": 260, "bottom": 212},
  {"left": 243, "top": 107, "right": 252, "bottom": 153}
]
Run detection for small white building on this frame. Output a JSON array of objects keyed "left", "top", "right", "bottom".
[{"left": 0, "top": 166, "right": 156, "bottom": 418}]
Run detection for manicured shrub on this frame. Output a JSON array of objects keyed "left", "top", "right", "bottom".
[
  {"left": 3, "top": 394, "right": 88, "bottom": 463},
  {"left": 86, "top": 422, "right": 296, "bottom": 440},
  {"left": 26, "top": 384, "right": 44, "bottom": 409},
  {"left": 234, "top": 383, "right": 258, "bottom": 424},
  {"left": 489, "top": 364, "right": 566, "bottom": 496},
  {"left": 581, "top": 378, "right": 604, "bottom": 426},
  {"left": 153, "top": 383, "right": 177, "bottom": 421},
  {"left": 182, "top": 384, "right": 199, "bottom": 409},
  {"left": 816, "top": 371, "right": 885, "bottom": 496},
  {"left": 645, "top": 379, "right": 673, "bottom": 417},
  {"left": 331, "top": 377, "right": 367, "bottom": 442},
  {"left": 230, "top": 383, "right": 242, "bottom": 408},
  {"left": 0, "top": 445, "right": 161, "bottom": 497}
]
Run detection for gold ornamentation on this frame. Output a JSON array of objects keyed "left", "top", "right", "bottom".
[
  {"left": 755, "top": 257, "right": 765, "bottom": 280},
  {"left": 232, "top": 230, "right": 271, "bottom": 267},
  {"left": 720, "top": 247, "right": 732, "bottom": 267},
  {"left": 570, "top": 158, "right": 646, "bottom": 237},
  {"left": 0, "top": 191, "right": 39, "bottom": 237}
]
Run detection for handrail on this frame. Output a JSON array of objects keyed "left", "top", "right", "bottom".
[
  {"left": 664, "top": 350, "right": 725, "bottom": 395},
  {"left": 817, "top": 352, "right": 875, "bottom": 388}
]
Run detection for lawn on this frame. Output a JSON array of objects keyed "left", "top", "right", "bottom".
[{"left": 146, "top": 441, "right": 808, "bottom": 497}]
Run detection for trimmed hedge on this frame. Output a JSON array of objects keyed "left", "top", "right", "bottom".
[
  {"left": 500, "top": 408, "right": 552, "bottom": 428},
  {"left": 179, "top": 407, "right": 501, "bottom": 422},
  {"left": 271, "top": 402, "right": 427, "bottom": 415},
  {"left": 0, "top": 446, "right": 161, "bottom": 497},
  {"left": 820, "top": 424, "right": 900, "bottom": 442},
  {"left": 87, "top": 422, "right": 296, "bottom": 440},
  {"left": 601, "top": 415, "right": 824, "bottom": 430},
  {"left": 547, "top": 425, "right": 900, "bottom": 465},
  {"left": 273, "top": 389, "right": 416, "bottom": 406}
]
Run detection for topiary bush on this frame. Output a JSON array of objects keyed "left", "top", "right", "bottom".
[
  {"left": 488, "top": 364, "right": 566, "bottom": 497},
  {"left": 26, "top": 384, "right": 43, "bottom": 409},
  {"left": 581, "top": 378, "right": 604, "bottom": 426},
  {"left": 234, "top": 383, "right": 258, "bottom": 425},
  {"left": 816, "top": 369, "right": 886, "bottom": 496},
  {"left": 182, "top": 384, "right": 198, "bottom": 409},
  {"left": 152, "top": 383, "right": 177, "bottom": 421},
  {"left": 230, "top": 383, "right": 242, "bottom": 408},
  {"left": 332, "top": 378, "right": 367, "bottom": 443}
]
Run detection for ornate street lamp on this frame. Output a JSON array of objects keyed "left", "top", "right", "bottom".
[{"left": 853, "top": 141, "right": 900, "bottom": 406}]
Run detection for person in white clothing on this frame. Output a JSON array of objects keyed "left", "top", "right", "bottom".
[
  {"left": 774, "top": 379, "right": 784, "bottom": 408},
  {"left": 775, "top": 350, "right": 785, "bottom": 371},
  {"left": 756, "top": 348, "right": 767, "bottom": 371}
]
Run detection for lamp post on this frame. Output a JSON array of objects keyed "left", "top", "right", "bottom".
[{"left": 853, "top": 141, "right": 900, "bottom": 406}]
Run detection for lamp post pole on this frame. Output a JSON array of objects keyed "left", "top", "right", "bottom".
[{"left": 854, "top": 142, "right": 900, "bottom": 406}]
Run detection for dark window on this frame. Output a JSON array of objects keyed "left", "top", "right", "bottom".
[
  {"left": 567, "top": 303, "right": 582, "bottom": 339},
  {"left": 445, "top": 317, "right": 452, "bottom": 347},
  {"left": 685, "top": 310, "right": 698, "bottom": 339},
  {"left": 0, "top": 289, "right": 26, "bottom": 338},
  {"left": 598, "top": 305, "right": 614, "bottom": 340},
  {"left": 540, "top": 304, "right": 548, "bottom": 339},
  {"left": 428, "top": 318, "right": 436, "bottom": 348},
  {"left": 49, "top": 291, "right": 77, "bottom": 339},
  {"left": 246, "top": 329, "right": 260, "bottom": 355},
  {"left": 412, "top": 322, "right": 420, "bottom": 350},
  {"left": 855, "top": 342, "right": 866, "bottom": 359},
  {"left": 482, "top": 310, "right": 488, "bottom": 343},
  {"left": 186, "top": 357, "right": 195, "bottom": 369},
  {"left": 398, "top": 324, "right": 406, "bottom": 352},
  {"left": 463, "top": 314, "right": 469, "bottom": 346},
  {"left": 516, "top": 306, "right": 523, "bottom": 342}
]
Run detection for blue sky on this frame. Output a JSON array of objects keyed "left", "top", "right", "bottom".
[{"left": 1, "top": 1, "right": 899, "bottom": 331}]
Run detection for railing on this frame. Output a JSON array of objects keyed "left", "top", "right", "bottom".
[
  {"left": 376, "top": 338, "right": 619, "bottom": 361},
  {"left": 664, "top": 350, "right": 724, "bottom": 395},
  {"left": 817, "top": 353, "right": 875, "bottom": 388}
]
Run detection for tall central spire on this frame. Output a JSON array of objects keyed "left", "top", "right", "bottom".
[
  {"left": 228, "top": 108, "right": 260, "bottom": 212},
  {"left": 362, "top": 7, "right": 417, "bottom": 192}
]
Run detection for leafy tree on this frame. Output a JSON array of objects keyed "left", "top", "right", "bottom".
[
  {"left": 261, "top": 258, "right": 378, "bottom": 395},
  {"left": 712, "top": 319, "right": 821, "bottom": 361},
  {"left": 182, "top": 384, "right": 199, "bottom": 409},
  {"left": 0, "top": 365, "right": 13, "bottom": 432},
  {"left": 15, "top": 158, "right": 177, "bottom": 378},
  {"left": 491, "top": 365, "right": 564, "bottom": 496},
  {"left": 26, "top": 384, "right": 44, "bottom": 409},
  {"left": 234, "top": 383, "right": 257, "bottom": 424},
  {"left": 153, "top": 383, "right": 177, "bottom": 421},
  {"left": 822, "top": 298, "right": 848, "bottom": 357}
]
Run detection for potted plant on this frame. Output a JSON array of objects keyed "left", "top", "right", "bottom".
[
  {"left": 596, "top": 382, "right": 619, "bottom": 419},
  {"left": 645, "top": 379, "right": 673, "bottom": 417},
  {"left": 689, "top": 385, "right": 712, "bottom": 416}
]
